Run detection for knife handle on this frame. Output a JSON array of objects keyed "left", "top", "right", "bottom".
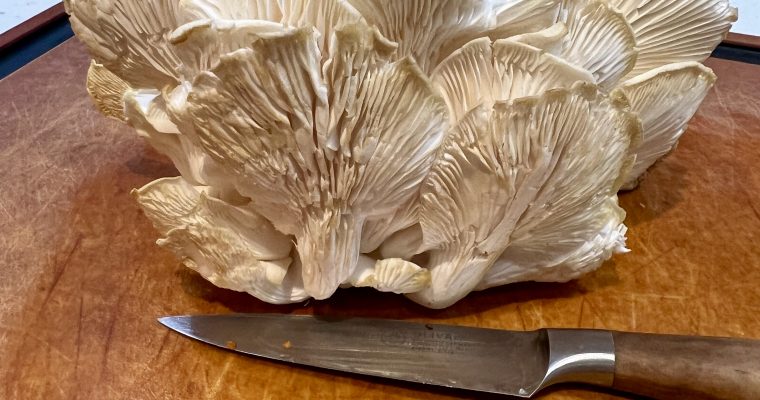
[{"left": 611, "top": 331, "right": 760, "bottom": 400}]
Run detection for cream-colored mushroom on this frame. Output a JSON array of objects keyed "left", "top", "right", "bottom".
[
  {"left": 68, "top": 0, "right": 735, "bottom": 308},
  {"left": 607, "top": 0, "right": 737, "bottom": 80},
  {"left": 133, "top": 177, "right": 307, "bottom": 304},
  {"left": 347, "top": 256, "right": 431, "bottom": 294},
  {"left": 508, "top": 22, "right": 568, "bottom": 54},
  {"left": 85, "top": 61, "right": 130, "bottom": 121},
  {"left": 615, "top": 62, "right": 717, "bottom": 189},
  {"left": 432, "top": 38, "right": 596, "bottom": 124},
  {"left": 411, "top": 83, "right": 639, "bottom": 308},
  {"left": 175, "top": 24, "right": 447, "bottom": 299},
  {"left": 347, "top": 0, "right": 562, "bottom": 74},
  {"left": 555, "top": 0, "right": 637, "bottom": 90}
]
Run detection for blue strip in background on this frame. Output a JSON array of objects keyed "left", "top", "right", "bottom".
[
  {"left": 712, "top": 44, "right": 760, "bottom": 65},
  {"left": 0, "top": 18, "right": 73, "bottom": 80}
]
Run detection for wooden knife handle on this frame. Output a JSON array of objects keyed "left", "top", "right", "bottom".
[{"left": 611, "top": 331, "right": 760, "bottom": 400}]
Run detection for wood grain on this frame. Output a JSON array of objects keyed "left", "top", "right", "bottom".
[
  {"left": 1, "top": 40, "right": 759, "bottom": 400},
  {"left": 612, "top": 332, "right": 760, "bottom": 400}
]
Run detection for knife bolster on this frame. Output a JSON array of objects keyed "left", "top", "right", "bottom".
[{"left": 538, "top": 329, "right": 616, "bottom": 389}]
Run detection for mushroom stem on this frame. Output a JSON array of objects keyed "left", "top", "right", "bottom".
[
  {"left": 407, "top": 241, "right": 499, "bottom": 309},
  {"left": 297, "top": 210, "right": 363, "bottom": 299}
]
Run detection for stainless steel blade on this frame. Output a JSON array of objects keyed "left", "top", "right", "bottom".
[{"left": 158, "top": 314, "right": 614, "bottom": 397}]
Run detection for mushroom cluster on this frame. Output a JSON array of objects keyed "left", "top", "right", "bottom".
[{"left": 67, "top": 0, "right": 736, "bottom": 308}]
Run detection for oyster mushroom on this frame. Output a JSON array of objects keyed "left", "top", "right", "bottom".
[
  {"left": 347, "top": 256, "right": 431, "bottom": 294},
  {"left": 411, "top": 82, "right": 639, "bottom": 308},
  {"left": 175, "top": 25, "right": 447, "bottom": 299},
  {"left": 431, "top": 38, "right": 595, "bottom": 124},
  {"left": 508, "top": 0, "right": 735, "bottom": 187},
  {"left": 347, "top": 0, "right": 563, "bottom": 74},
  {"left": 607, "top": 0, "right": 738, "bottom": 80},
  {"left": 554, "top": 0, "right": 637, "bottom": 90},
  {"left": 68, "top": 0, "right": 735, "bottom": 308},
  {"left": 133, "top": 177, "right": 307, "bottom": 304},
  {"left": 616, "top": 62, "right": 717, "bottom": 189},
  {"left": 85, "top": 61, "right": 130, "bottom": 121}
]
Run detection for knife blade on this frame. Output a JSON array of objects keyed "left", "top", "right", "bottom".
[{"left": 158, "top": 314, "right": 760, "bottom": 399}]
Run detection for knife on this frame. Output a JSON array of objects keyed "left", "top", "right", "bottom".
[{"left": 158, "top": 314, "right": 760, "bottom": 399}]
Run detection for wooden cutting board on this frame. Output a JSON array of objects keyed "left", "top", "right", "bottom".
[{"left": 1, "top": 39, "right": 759, "bottom": 400}]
